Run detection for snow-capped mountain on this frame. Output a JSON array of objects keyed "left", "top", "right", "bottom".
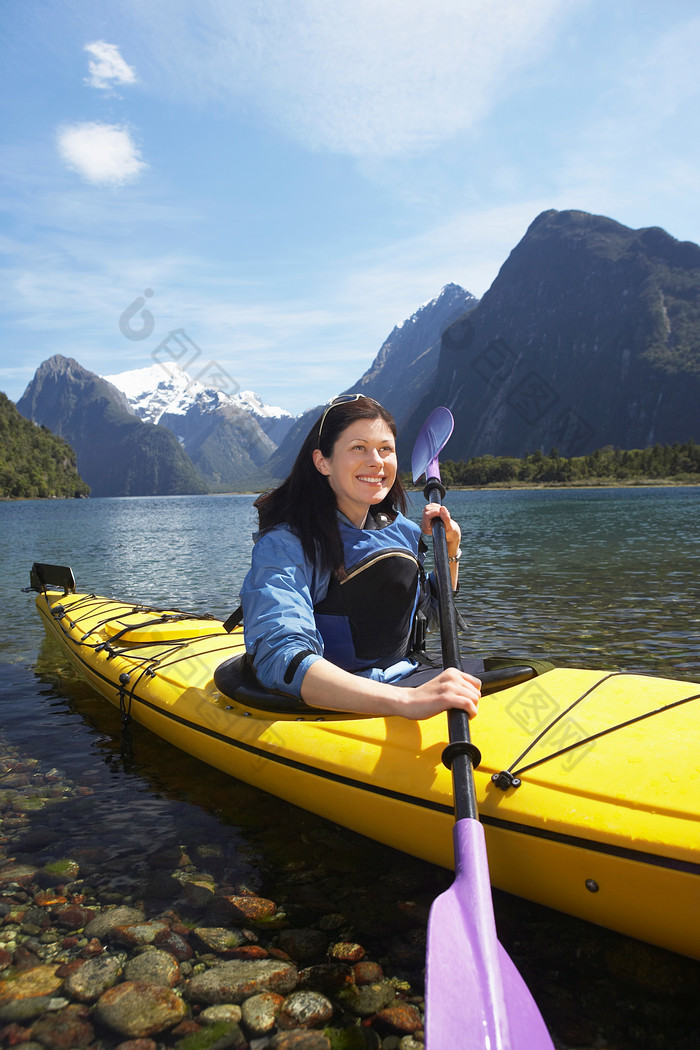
[
  {"left": 102, "top": 363, "right": 295, "bottom": 488},
  {"left": 103, "top": 363, "right": 294, "bottom": 445},
  {"left": 16, "top": 355, "right": 208, "bottom": 497}
]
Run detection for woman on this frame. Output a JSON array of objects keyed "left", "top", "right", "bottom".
[{"left": 239, "top": 394, "right": 481, "bottom": 720}]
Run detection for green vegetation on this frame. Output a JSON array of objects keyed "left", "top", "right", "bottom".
[
  {"left": 0, "top": 392, "right": 90, "bottom": 499},
  {"left": 173, "top": 1021, "right": 243, "bottom": 1050},
  {"left": 640, "top": 258, "right": 700, "bottom": 376},
  {"left": 404, "top": 440, "right": 700, "bottom": 488}
]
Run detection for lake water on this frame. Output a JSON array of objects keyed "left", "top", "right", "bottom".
[
  {"left": 2, "top": 485, "right": 699, "bottom": 820},
  {"left": 1, "top": 487, "right": 699, "bottom": 1043},
  {"left": 5, "top": 485, "right": 699, "bottom": 674}
]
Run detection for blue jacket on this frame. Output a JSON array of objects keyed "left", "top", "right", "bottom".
[{"left": 239, "top": 510, "right": 436, "bottom": 698}]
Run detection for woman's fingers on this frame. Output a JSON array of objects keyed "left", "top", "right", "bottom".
[
  {"left": 403, "top": 668, "right": 481, "bottom": 720},
  {"left": 421, "top": 503, "right": 461, "bottom": 545},
  {"left": 440, "top": 667, "right": 481, "bottom": 715}
]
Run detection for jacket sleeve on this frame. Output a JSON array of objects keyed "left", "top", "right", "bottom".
[{"left": 239, "top": 527, "right": 325, "bottom": 698}]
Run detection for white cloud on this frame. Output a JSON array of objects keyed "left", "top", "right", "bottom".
[
  {"left": 56, "top": 122, "right": 147, "bottom": 185},
  {"left": 84, "top": 40, "right": 137, "bottom": 91},
  {"left": 105, "top": 0, "right": 577, "bottom": 157}
]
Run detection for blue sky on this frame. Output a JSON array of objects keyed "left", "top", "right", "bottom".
[{"left": 1, "top": 1, "right": 699, "bottom": 416}]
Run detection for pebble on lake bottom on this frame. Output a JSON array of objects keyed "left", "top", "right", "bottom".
[{"left": 2, "top": 736, "right": 700, "bottom": 1050}]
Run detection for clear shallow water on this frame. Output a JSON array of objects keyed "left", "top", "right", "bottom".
[
  {"left": 1, "top": 488, "right": 699, "bottom": 1043},
  {"left": 2, "top": 486, "right": 699, "bottom": 772}
]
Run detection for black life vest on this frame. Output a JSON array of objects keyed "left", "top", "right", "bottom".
[{"left": 313, "top": 511, "right": 427, "bottom": 673}]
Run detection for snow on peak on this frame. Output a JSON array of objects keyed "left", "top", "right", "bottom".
[
  {"left": 103, "top": 363, "right": 201, "bottom": 423},
  {"left": 233, "top": 389, "right": 290, "bottom": 419},
  {"left": 103, "top": 363, "right": 293, "bottom": 425}
]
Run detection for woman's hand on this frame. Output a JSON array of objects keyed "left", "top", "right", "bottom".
[
  {"left": 421, "top": 502, "right": 461, "bottom": 547},
  {"left": 397, "top": 666, "right": 480, "bottom": 721},
  {"left": 421, "top": 503, "right": 462, "bottom": 588}
]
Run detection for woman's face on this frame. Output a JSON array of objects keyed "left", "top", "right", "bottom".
[{"left": 313, "top": 415, "right": 398, "bottom": 527}]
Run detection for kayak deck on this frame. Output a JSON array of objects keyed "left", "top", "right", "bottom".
[{"left": 33, "top": 581, "right": 700, "bottom": 960}]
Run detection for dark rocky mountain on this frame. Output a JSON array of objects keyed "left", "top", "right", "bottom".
[
  {"left": 350, "top": 283, "right": 479, "bottom": 427},
  {"left": 264, "top": 283, "right": 478, "bottom": 481},
  {"left": 401, "top": 210, "right": 700, "bottom": 462},
  {"left": 16, "top": 356, "right": 208, "bottom": 497}
]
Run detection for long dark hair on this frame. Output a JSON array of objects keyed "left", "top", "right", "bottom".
[{"left": 255, "top": 396, "right": 408, "bottom": 574}]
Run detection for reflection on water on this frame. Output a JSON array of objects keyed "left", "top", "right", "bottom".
[
  {"left": 2, "top": 488, "right": 700, "bottom": 1046},
  {"left": 428, "top": 488, "right": 700, "bottom": 679},
  {"left": 3, "top": 486, "right": 698, "bottom": 874}
]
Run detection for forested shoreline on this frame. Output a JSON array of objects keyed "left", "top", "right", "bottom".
[
  {"left": 0, "top": 393, "right": 90, "bottom": 499},
  {"left": 404, "top": 440, "right": 700, "bottom": 489}
]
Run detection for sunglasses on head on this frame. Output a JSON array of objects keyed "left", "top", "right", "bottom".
[{"left": 317, "top": 393, "right": 382, "bottom": 441}]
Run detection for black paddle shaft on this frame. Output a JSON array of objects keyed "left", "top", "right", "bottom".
[{"left": 425, "top": 478, "right": 479, "bottom": 822}]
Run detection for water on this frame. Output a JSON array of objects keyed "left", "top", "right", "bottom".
[
  {"left": 4, "top": 487, "right": 699, "bottom": 674},
  {"left": 1, "top": 488, "right": 699, "bottom": 1043},
  {"left": 3, "top": 485, "right": 699, "bottom": 865},
  {"left": 2, "top": 486, "right": 699, "bottom": 832},
  {"left": 443, "top": 487, "right": 700, "bottom": 679}
]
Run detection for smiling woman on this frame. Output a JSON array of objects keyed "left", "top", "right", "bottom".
[
  {"left": 238, "top": 394, "right": 481, "bottom": 719},
  {"left": 312, "top": 412, "right": 397, "bottom": 526}
]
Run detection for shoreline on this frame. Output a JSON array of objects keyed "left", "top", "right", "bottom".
[
  {"left": 4, "top": 478, "right": 700, "bottom": 501},
  {"left": 407, "top": 477, "right": 700, "bottom": 492}
]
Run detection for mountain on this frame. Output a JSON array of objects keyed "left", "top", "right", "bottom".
[
  {"left": 14, "top": 210, "right": 700, "bottom": 497},
  {"left": 103, "top": 363, "right": 294, "bottom": 444},
  {"left": 16, "top": 356, "right": 208, "bottom": 497},
  {"left": 103, "top": 364, "right": 289, "bottom": 488},
  {"left": 264, "top": 283, "right": 478, "bottom": 481},
  {"left": 0, "top": 391, "right": 90, "bottom": 499},
  {"left": 402, "top": 210, "right": 700, "bottom": 461},
  {"left": 350, "top": 283, "right": 479, "bottom": 427}
]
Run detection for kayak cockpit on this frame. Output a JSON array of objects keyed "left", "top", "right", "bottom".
[
  {"left": 213, "top": 653, "right": 540, "bottom": 719},
  {"left": 213, "top": 653, "right": 338, "bottom": 716}
]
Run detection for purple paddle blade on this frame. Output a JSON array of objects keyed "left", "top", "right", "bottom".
[
  {"left": 425, "top": 819, "right": 554, "bottom": 1049},
  {"left": 412, "top": 406, "right": 454, "bottom": 483}
]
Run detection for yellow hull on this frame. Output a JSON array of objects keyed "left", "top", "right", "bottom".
[{"left": 35, "top": 587, "right": 700, "bottom": 960}]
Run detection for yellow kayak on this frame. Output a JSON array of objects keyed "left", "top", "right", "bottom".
[{"left": 30, "top": 563, "right": 700, "bottom": 960}]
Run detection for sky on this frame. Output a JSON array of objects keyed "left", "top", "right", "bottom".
[{"left": 1, "top": 0, "right": 699, "bottom": 416}]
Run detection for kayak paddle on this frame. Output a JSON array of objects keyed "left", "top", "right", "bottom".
[{"left": 413, "top": 407, "right": 554, "bottom": 1049}]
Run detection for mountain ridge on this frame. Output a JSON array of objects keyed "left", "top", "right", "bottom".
[
  {"left": 400, "top": 209, "right": 700, "bottom": 462},
  {"left": 16, "top": 356, "right": 208, "bottom": 497},
  {"left": 103, "top": 363, "right": 287, "bottom": 487},
  {"left": 104, "top": 363, "right": 295, "bottom": 442},
  {"left": 12, "top": 209, "right": 700, "bottom": 495},
  {"left": 264, "top": 283, "right": 478, "bottom": 481}
]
